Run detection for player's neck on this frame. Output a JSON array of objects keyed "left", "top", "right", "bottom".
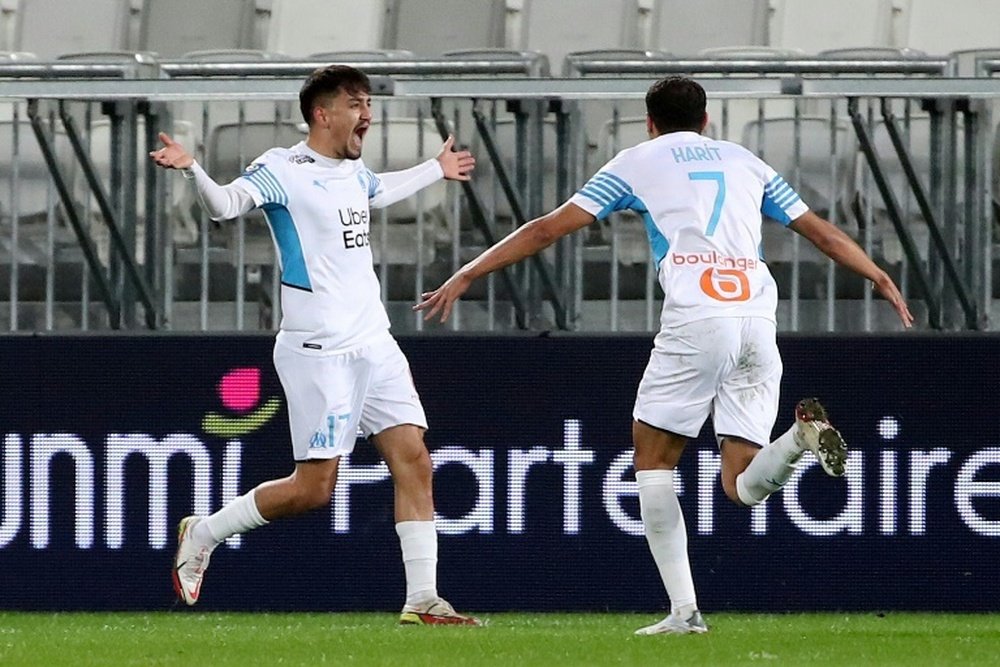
[{"left": 305, "top": 135, "right": 347, "bottom": 161}]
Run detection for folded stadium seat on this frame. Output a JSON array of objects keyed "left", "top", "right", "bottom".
[
  {"left": 171, "top": 49, "right": 296, "bottom": 176},
  {"left": 0, "top": 0, "right": 16, "bottom": 51},
  {"left": 0, "top": 50, "right": 35, "bottom": 122},
  {"left": 137, "top": 0, "right": 256, "bottom": 58},
  {"left": 695, "top": 47, "right": 806, "bottom": 144},
  {"left": 383, "top": 0, "right": 506, "bottom": 58},
  {"left": 204, "top": 120, "right": 306, "bottom": 265},
  {"left": 362, "top": 118, "right": 449, "bottom": 266},
  {"left": 855, "top": 115, "right": 966, "bottom": 266},
  {"left": 518, "top": 0, "right": 642, "bottom": 75},
  {"left": 562, "top": 49, "right": 670, "bottom": 157},
  {"left": 769, "top": 0, "right": 894, "bottom": 54},
  {"left": 0, "top": 112, "right": 80, "bottom": 277},
  {"left": 900, "top": 0, "right": 1000, "bottom": 55},
  {"left": 648, "top": 0, "right": 768, "bottom": 55},
  {"left": 741, "top": 117, "right": 857, "bottom": 267},
  {"left": 60, "top": 112, "right": 199, "bottom": 261},
  {"left": 265, "top": 0, "right": 389, "bottom": 58},
  {"left": 309, "top": 49, "right": 415, "bottom": 62},
  {"left": 11, "top": 0, "right": 131, "bottom": 58},
  {"left": 949, "top": 48, "right": 1000, "bottom": 76}
]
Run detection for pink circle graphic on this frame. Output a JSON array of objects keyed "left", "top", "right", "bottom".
[{"left": 217, "top": 367, "right": 261, "bottom": 414}]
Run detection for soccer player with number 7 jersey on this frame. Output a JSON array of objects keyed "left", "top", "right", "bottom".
[{"left": 416, "top": 76, "right": 913, "bottom": 635}]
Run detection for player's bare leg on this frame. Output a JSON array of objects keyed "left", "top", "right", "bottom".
[
  {"left": 632, "top": 420, "right": 707, "bottom": 635},
  {"left": 173, "top": 459, "right": 339, "bottom": 605},
  {"left": 373, "top": 424, "right": 481, "bottom": 626}
]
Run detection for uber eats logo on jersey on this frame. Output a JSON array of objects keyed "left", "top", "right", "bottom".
[{"left": 338, "top": 206, "right": 370, "bottom": 249}]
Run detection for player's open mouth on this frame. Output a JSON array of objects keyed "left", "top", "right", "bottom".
[{"left": 354, "top": 125, "right": 369, "bottom": 141}]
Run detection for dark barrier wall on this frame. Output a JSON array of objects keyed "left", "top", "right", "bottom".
[{"left": 0, "top": 333, "right": 998, "bottom": 612}]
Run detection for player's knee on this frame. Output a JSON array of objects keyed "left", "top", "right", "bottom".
[{"left": 394, "top": 445, "right": 432, "bottom": 478}]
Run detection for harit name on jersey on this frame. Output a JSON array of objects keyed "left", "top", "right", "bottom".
[{"left": 339, "top": 206, "right": 370, "bottom": 249}]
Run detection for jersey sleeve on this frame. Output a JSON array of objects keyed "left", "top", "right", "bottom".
[
  {"left": 360, "top": 167, "right": 382, "bottom": 200},
  {"left": 568, "top": 159, "right": 640, "bottom": 220},
  {"left": 230, "top": 151, "right": 289, "bottom": 208},
  {"left": 760, "top": 166, "right": 809, "bottom": 226}
]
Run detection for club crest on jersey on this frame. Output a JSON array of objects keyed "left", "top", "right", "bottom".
[{"left": 289, "top": 154, "right": 315, "bottom": 164}]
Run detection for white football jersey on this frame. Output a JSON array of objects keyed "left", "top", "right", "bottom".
[
  {"left": 570, "top": 131, "right": 809, "bottom": 328},
  {"left": 232, "top": 142, "right": 391, "bottom": 352}
]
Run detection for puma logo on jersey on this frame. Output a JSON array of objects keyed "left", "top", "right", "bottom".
[{"left": 312, "top": 179, "right": 328, "bottom": 192}]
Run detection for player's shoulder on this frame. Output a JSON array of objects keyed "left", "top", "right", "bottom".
[{"left": 244, "top": 144, "right": 315, "bottom": 172}]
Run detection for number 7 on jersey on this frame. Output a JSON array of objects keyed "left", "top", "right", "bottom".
[{"left": 688, "top": 171, "right": 726, "bottom": 236}]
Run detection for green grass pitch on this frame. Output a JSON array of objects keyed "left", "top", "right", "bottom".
[{"left": 1, "top": 612, "right": 997, "bottom": 666}]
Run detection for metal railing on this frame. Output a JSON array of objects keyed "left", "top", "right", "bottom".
[{"left": 0, "top": 53, "right": 996, "bottom": 333}]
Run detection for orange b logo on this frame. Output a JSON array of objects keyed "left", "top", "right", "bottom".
[{"left": 699, "top": 268, "right": 750, "bottom": 302}]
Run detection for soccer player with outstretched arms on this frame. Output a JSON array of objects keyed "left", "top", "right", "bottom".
[
  {"left": 416, "top": 76, "right": 912, "bottom": 635},
  {"left": 150, "top": 65, "right": 479, "bottom": 626}
]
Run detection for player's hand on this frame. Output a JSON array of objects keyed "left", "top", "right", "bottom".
[
  {"left": 413, "top": 269, "right": 474, "bottom": 323},
  {"left": 436, "top": 135, "right": 475, "bottom": 181},
  {"left": 874, "top": 274, "right": 914, "bottom": 328},
  {"left": 149, "top": 132, "right": 194, "bottom": 170}
]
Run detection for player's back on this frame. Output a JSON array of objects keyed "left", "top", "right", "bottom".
[{"left": 572, "top": 131, "right": 807, "bottom": 326}]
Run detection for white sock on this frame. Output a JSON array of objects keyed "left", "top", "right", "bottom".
[
  {"left": 396, "top": 520, "right": 438, "bottom": 607},
  {"left": 637, "top": 469, "right": 698, "bottom": 616},
  {"left": 735, "top": 425, "right": 803, "bottom": 506},
  {"left": 196, "top": 490, "right": 269, "bottom": 546}
]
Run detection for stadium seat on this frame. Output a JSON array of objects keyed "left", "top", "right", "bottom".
[
  {"left": 0, "top": 120, "right": 64, "bottom": 226},
  {"left": 383, "top": 0, "right": 506, "bottom": 58},
  {"left": 901, "top": 0, "right": 1000, "bottom": 55},
  {"left": 309, "top": 49, "right": 415, "bottom": 62},
  {"left": 856, "top": 115, "right": 968, "bottom": 264},
  {"left": 518, "top": 0, "right": 642, "bottom": 75},
  {"left": 138, "top": 0, "right": 256, "bottom": 58},
  {"left": 648, "top": 0, "right": 768, "bottom": 56},
  {"left": 362, "top": 118, "right": 449, "bottom": 224},
  {"left": 770, "top": 0, "right": 894, "bottom": 54},
  {"left": 266, "top": 0, "right": 389, "bottom": 58},
  {"left": 741, "top": 117, "right": 857, "bottom": 221},
  {"left": 948, "top": 48, "right": 1000, "bottom": 76},
  {"left": 12, "top": 0, "right": 131, "bottom": 58}
]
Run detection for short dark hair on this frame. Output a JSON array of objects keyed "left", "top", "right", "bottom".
[
  {"left": 299, "top": 65, "right": 371, "bottom": 125},
  {"left": 645, "top": 76, "right": 706, "bottom": 134}
]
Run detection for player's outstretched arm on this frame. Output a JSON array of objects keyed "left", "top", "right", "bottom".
[
  {"left": 149, "top": 131, "right": 253, "bottom": 221},
  {"left": 436, "top": 135, "right": 475, "bottom": 181},
  {"left": 148, "top": 132, "right": 194, "bottom": 170},
  {"left": 790, "top": 210, "right": 914, "bottom": 327},
  {"left": 415, "top": 202, "right": 595, "bottom": 323}
]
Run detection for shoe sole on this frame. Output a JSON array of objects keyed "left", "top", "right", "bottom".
[
  {"left": 796, "top": 398, "right": 848, "bottom": 477},
  {"left": 399, "top": 612, "right": 482, "bottom": 626},
  {"left": 172, "top": 516, "right": 199, "bottom": 606},
  {"left": 635, "top": 623, "right": 708, "bottom": 635}
]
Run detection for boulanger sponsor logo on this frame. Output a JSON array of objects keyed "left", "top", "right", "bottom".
[
  {"left": 670, "top": 250, "right": 759, "bottom": 271},
  {"left": 699, "top": 267, "right": 750, "bottom": 302},
  {"left": 668, "top": 250, "right": 756, "bottom": 302}
]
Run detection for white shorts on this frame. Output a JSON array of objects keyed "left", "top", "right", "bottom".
[
  {"left": 273, "top": 332, "right": 427, "bottom": 461},
  {"left": 633, "top": 317, "right": 782, "bottom": 447}
]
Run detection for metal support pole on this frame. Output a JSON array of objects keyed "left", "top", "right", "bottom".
[
  {"left": 28, "top": 99, "right": 120, "bottom": 328},
  {"left": 429, "top": 98, "right": 528, "bottom": 329},
  {"left": 848, "top": 97, "right": 940, "bottom": 328}
]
